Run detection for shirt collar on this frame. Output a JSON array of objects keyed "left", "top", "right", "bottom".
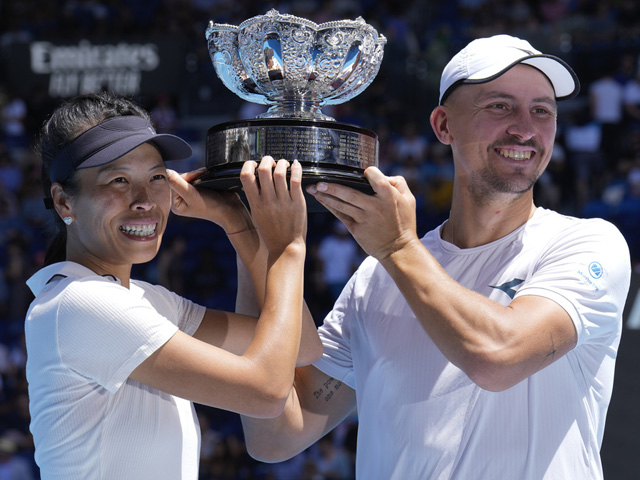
[{"left": 26, "top": 261, "right": 121, "bottom": 296}]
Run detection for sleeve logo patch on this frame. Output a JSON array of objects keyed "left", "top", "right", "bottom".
[{"left": 588, "top": 262, "right": 603, "bottom": 279}]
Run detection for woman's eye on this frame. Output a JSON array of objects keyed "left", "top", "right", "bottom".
[
  {"left": 111, "top": 177, "right": 128, "bottom": 183},
  {"left": 151, "top": 174, "right": 167, "bottom": 181}
]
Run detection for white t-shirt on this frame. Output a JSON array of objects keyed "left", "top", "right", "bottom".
[
  {"left": 25, "top": 262, "right": 206, "bottom": 480},
  {"left": 315, "top": 208, "right": 631, "bottom": 480}
]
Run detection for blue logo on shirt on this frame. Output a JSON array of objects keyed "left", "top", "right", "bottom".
[
  {"left": 588, "top": 262, "right": 603, "bottom": 279},
  {"left": 489, "top": 278, "right": 524, "bottom": 299}
]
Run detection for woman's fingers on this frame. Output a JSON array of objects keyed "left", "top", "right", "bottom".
[
  {"left": 241, "top": 156, "right": 303, "bottom": 202},
  {"left": 240, "top": 159, "right": 260, "bottom": 204},
  {"left": 256, "top": 156, "right": 278, "bottom": 202},
  {"left": 240, "top": 157, "right": 307, "bottom": 250},
  {"left": 273, "top": 158, "right": 291, "bottom": 199},
  {"left": 289, "top": 160, "right": 304, "bottom": 205},
  {"left": 180, "top": 167, "right": 206, "bottom": 184}
]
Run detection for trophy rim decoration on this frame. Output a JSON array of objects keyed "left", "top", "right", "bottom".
[
  {"left": 199, "top": 9, "right": 386, "bottom": 211},
  {"left": 204, "top": 8, "right": 387, "bottom": 121}
]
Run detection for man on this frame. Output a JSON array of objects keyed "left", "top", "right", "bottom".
[{"left": 239, "top": 35, "right": 632, "bottom": 479}]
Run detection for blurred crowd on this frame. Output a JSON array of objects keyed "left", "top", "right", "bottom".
[{"left": 0, "top": 0, "right": 639, "bottom": 478}]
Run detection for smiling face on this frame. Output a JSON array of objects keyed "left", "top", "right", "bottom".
[
  {"left": 433, "top": 64, "right": 558, "bottom": 204},
  {"left": 62, "top": 143, "right": 171, "bottom": 280}
]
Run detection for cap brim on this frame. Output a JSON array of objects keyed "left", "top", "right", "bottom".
[
  {"left": 463, "top": 54, "right": 580, "bottom": 101},
  {"left": 521, "top": 56, "right": 580, "bottom": 100},
  {"left": 50, "top": 115, "right": 194, "bottom": 184},
  {"left": 78, "top": 132, "right": 192, "bottom": 170},
  {"left": 149, "top": 133, "right": 194, "bottom": 162}
]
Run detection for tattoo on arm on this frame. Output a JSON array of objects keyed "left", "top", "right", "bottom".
[{"left": 312, "top": 377, "right": 343, "bottom": 402}]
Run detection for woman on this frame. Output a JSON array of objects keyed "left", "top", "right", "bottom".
[{"left": 24, "top": 92, "right": 321, "bottom": 479}]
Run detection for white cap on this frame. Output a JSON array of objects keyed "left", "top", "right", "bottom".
[{"left": 439, "top": 34, "right": 580, "bottom": 104}]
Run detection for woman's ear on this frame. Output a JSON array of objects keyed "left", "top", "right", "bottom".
[
  {"left": 50, "top": 183, "right": 73, "bottom": 221},
  {"left": 429, "top": 106, "right": 453, "bottom": 145}
]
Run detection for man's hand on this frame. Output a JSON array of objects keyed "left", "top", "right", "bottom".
[{"left": 306, "top": 167, "right": 419, "bottom": 260}]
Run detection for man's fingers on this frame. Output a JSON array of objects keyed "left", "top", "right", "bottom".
[
  {"left": 308, "top": 183, "right": 366, "bottom": 223},
  {"left": 364, "top": 167, "right": 396, "bottom": 198},
  {"left": 388, "top": 174, "right": 411, "bottom": 195}
]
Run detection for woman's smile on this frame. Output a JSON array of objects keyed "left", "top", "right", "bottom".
[{"left": 119, "top": 221, "right": 160, "bottom": 239}]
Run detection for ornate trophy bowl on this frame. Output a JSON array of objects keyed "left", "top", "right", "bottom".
[{"left": 197, "top": 9, "right": 386, "bottom": 209}]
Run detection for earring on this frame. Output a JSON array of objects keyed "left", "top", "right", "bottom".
[{"left": 63, "top": 216, "right": 73, "bottom": 225}]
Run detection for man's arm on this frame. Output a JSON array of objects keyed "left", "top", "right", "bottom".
[
  {"left": 307, "top": 169, "right": 577, "bottom": 391},
  {"left": 241, "top": 364, "right": 357, "bottom": 462},
  {"left": 380, "top": 240, "right": 577, "bottom": 391}
]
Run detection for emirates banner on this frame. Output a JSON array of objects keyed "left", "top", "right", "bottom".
[{"left": 1, "top": 38, "right": 188, "bottom": 98}]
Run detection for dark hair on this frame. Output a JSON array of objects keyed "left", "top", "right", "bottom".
[{"left": 37, "top": 92, "right": 151, "bottom": 266}]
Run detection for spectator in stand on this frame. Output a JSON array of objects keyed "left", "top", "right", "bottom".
[
  {"left": 394, "top": 120, "right": 429, "bottom": 164},
  {"left": 563, "top": 106, "right": 604, "bottom": 213},
  {"left": 0, "top": 145, "right": 22, "bottom": 194},
  {"left": 0, "top": 90, "right": 28, "bottom": 154},
  {"left": 315, "top": 220, "right": 362, "bottom": 304},
  {"left": 310, "top": 434, "right": 354, "bottom": 479},
  {"left": 623, "top": 62, "right": 640, "bottom": 131},
  {"left": 150, "top": 93, "right": 180, "bottom": 134},
  {"left": 0, "top": 436, "right": 35, "bottom": 480},
  {"left": 589, "top": 65, "right": 625, "bottom": 172}
]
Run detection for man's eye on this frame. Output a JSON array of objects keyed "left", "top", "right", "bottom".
[
  {"left": 111, "top": 177, "right": 127, "bottom": 183},
  {"left": 152, "top": 174, "right": 167, "bottom": 181}
]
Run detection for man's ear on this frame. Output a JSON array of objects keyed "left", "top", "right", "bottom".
[
  {"left": 50, "top": 183, "right": 73, "bottom": 220},
  {"left": 430, "top": 106, "right": 453, "bottom": 145}
]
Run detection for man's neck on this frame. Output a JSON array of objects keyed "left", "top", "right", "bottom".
[{"left": 444, "top": 196, "right": 537, "bottom": 249}]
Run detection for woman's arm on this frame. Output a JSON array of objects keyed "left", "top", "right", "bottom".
[
  {"left": 130, "top": 158, "right": 314, "bottom": 417},
  {"left": 232, "top": 256, "right": 322, "bottom": 366},
  {"left": 166, "top": 161, "right": 322, "bottom": 365}
]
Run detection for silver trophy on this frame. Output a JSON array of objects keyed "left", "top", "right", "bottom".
[{"left": 197, "top": 9, "right": 386, "bottom": 206}]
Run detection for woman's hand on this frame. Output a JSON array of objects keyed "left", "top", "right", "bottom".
[
  {"left": 167, "top": 167, "right": 253, "bottom": 234},
  {"left": 240, "top": 156, "right": 307, "bottom": 253}
]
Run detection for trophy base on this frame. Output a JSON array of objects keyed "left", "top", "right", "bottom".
[
  {"left": 196, "top": 165, "right": 372, "bottom": 212},
  {"left": 198, "top": 118, "right": 378, "bottom": 212}
]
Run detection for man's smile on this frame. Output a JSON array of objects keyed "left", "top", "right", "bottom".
[{"left": 495, "top": 148, "right": 534, "bottom": 161}]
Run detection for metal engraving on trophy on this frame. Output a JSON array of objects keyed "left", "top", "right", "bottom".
[{"left": 197, "top": 9, "right": 386, "bottom": 203}]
